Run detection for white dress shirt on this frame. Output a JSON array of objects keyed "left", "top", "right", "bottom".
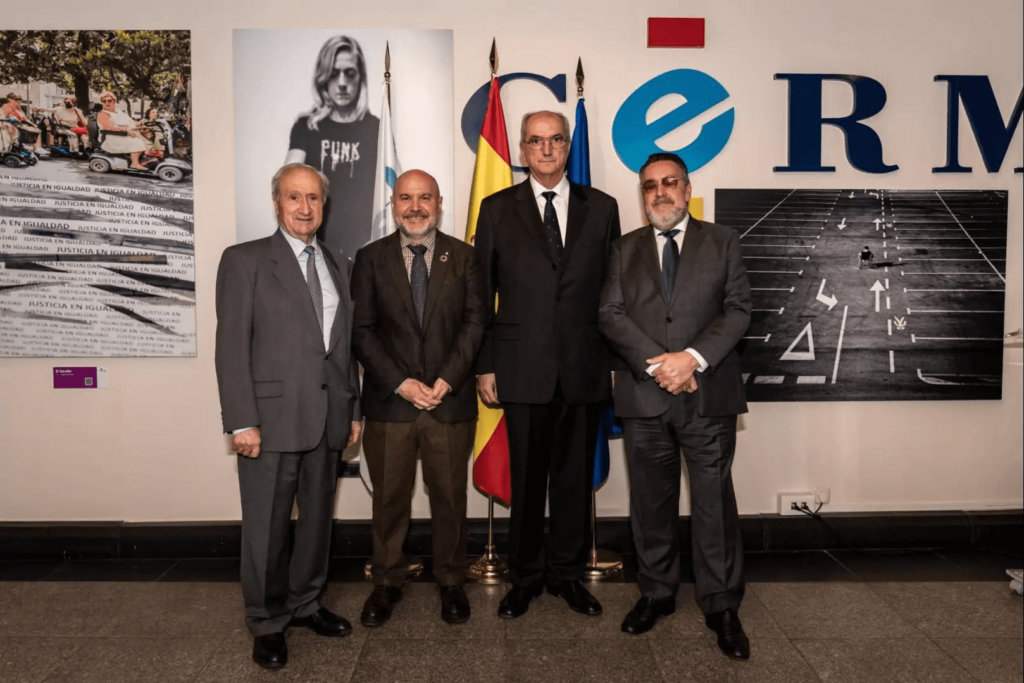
[
  {"left": 280, "top": 227, "right": 339, "bottom": 352},
  {"left": 530, "top": 174, "right": 570, "bottom": 243},
  {"left": 648, "top": 214, "right": 709, "bottom": 375}
]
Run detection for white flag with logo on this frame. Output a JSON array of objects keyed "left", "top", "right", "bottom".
[{"left": 370, "top": 89, "right": 402, "bottom": 244}]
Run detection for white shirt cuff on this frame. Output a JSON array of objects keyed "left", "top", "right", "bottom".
[{"left": 684, "top": 348, "right": 709, "bottom": 372}]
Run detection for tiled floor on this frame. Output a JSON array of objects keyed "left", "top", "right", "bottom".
[{"left": 0, "top": 550, "right": 1020, "bottom": 682}]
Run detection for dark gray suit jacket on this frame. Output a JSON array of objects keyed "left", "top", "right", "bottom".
[
  {"left": 215, "top": 229, "right": 360, "bottom": 453},
  {"left": 598, "top": 218, "right": 751, "bottom": 419},
  {"left": 351, "top": 231, "right": 486, "bottom": 423}
]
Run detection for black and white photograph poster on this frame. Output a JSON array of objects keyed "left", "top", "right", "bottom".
[
  {"left": 232, "top": 29, "right": 455, "bottom": 261},
  {"left": 716, "top": 189, "right": 1008, "bottom": 402},
  {"left": 0, "top": 30, "right": 194, "bottom": 358}
]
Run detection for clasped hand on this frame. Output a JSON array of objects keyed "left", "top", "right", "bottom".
[
  {"left": 647, "top": 351, "right": 698, "bottom": 396},
  {"left": 399, "top": 378, "right": 449, "bottom": 410}
]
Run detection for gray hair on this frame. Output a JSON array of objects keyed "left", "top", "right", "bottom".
[
  {"left": 271, "top": 163, "right": 330, "bottom": 201},
  {"left": 519, "top": 110, "right": 571, "bottom": 148}
]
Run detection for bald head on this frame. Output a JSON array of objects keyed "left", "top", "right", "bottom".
[{"left": 392, "top": 169, "right": 442, "bottom": 242}]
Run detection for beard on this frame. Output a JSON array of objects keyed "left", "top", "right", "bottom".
[
  {"left": 646, "top": 203, "right": 687, "bottom": 231},
  {"left": 396, "top": 211, "right": 441, "bottom": 240}
]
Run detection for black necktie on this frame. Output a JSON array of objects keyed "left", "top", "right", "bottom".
[
  {"left": 303, "top": 245, "right": 324, "bottom": 333},
  {"left": 541, "top": 190, "right": 564, "bottom": 262},
  {"left": 660, "top": 229, "right": 680, "bottom": 300},
  {"left": 408, "top": 244, "right": 428, "bottom": 328}
]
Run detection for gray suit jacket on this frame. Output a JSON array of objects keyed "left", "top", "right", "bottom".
[
  {"left": 215, "top": 229, "right": 360, "bottom": 453},
  {"left": 598, "top": 218, "right": 751, "bottom": 419}
]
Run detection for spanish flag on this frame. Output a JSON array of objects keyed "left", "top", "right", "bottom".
[{"left": 465, "top": 77, "right": 513, "bottom": 504}]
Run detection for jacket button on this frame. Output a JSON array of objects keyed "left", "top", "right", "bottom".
[
  {"left": 551, "top": 264, "right": 556, "bottom": 270},
  {"left": 321, "top": 384, "right": 328, "bottom": 390},
  {"left": 325, "top": 354, "right": 330, "bottom": 361},
  {"left": 555, "top": 295, "right": 560, "bottom": 302},
  {"left": 666, "top": 316, "right": 673, "bottom": 322}
]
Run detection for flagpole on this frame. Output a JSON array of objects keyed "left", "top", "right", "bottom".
[
  {"left": 575, "top": 56, "right": 623, "bottom": 582},
  {"left": 468, "top": 39, "right": 509, "bottom": 585}
]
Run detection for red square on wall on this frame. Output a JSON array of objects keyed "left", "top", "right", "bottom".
[{"left": 648, "top": 18, "right": 706, "bottom": 48}]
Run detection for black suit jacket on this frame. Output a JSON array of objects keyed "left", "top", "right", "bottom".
[
  {"left": 352, "top": 231, "right": 486, "bottom": 423},
  {"left": 474, "top": 179, "right": 621, "bottom": 405},
  {"left": 215, "top": 229, "right": 360, "bottom": 452},
  {"left": 598, "top": 219, "right": 751, "bottom": 419}
]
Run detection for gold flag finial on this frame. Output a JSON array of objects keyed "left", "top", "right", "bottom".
[
  {"left": 576, "top": 58, "right": 585, "bottom": 98},
  {"left": 489, "top": 39, "right": 497, "bottom": 77}
]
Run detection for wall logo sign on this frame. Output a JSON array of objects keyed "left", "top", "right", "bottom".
[{"left": 612, "top": 69, "right": 734, "bottom": 173}]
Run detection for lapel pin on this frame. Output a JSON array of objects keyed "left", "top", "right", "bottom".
[{"left": 440, "top": 252, "right": 449, "bottom": 263}]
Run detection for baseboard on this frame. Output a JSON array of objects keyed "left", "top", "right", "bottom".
[{"left": 1, "top": 510, "right": 1019, "bottom": 561}]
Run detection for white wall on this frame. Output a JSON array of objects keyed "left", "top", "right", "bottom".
[{"left": 1, "top": 0, "right": 1021, "bottom": 522}]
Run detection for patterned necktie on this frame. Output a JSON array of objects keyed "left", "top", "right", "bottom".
[
  {"left": 660, "top": 229, "right": 680, "bottom": 300},
  {"left": 541, "top": 190, "right": 564, "bottom": 262},
  {"left": 303, "top": 245, "right": 324, "bottom": 332},
  {"left": 408, "top": 244, "right": 428, "bottom": 328}
]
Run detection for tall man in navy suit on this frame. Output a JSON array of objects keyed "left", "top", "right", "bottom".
[
  {"left": 474, "top": 111, "right": 621, "bottom": 619},
  {"left": 598, "top": 153, "right": 752, "bottom": 659},
  {"left": 215, "top": 163, "right": 361, "bottom": 669}
]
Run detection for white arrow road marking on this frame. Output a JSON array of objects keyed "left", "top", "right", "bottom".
[
  {"left": 873, "top": 218, "right": 883, "bottom": 231},
  {"left": 837, "top": 218, "right": 847, "bottom": 229},
  {"left": 815, "top": 279, "right": 838, "bottom": 311},
  {"left": 870, "top": 281, "right": 885, "bottom": 312},
  {"left": 894, "top": 316, "right": 907, "bottom": 329}
]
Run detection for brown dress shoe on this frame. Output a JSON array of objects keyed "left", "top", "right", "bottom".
[
  {"left": 439, "top": 584, "right": 471, "bottom": 624},
  {"left": 360, "top": 585, "right": 402, "bottom": 627}
]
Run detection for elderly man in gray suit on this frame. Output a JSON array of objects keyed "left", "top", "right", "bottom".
[
  {"left": 215, "top": 163, "right": 362, "bottom": 670},
  {"left": 598, "top": 152, "right": 752, "bottom": 659}
]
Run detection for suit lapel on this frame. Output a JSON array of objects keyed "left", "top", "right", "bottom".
[
  {"left": 422, "top": 232, "right": 450, "bottom": 332},
  {"left": 635, "top": 226, "right": 667, "bottom": 304},
  {"left": 514, "top": 180, "right": 557, "bottom": 266},
  {"left": 670, "top": 216, "right": 706, "bottom": 308},
  {"left": 561, "top": 182, "right": 589, "bottom": 267},
  {"left": 269, "top": 230, "right": 322, "bottom": 342},
  {"left": 323, "top": 247, "right": 347, "bottom": 353},
  {"left": 383, "top": 232, "right": 419, "bottom": 328}
]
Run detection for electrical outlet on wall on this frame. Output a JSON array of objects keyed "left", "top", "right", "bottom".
[{"left": 778, "top": 492, "right": 816, "bottom": 516}]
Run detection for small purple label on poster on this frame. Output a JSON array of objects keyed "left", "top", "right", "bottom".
[{"left": 53, "top": 367, "right": 103, "bottom": 389}]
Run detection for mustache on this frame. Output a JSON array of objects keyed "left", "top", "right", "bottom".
[
  {"left": 401, "top": 211, "right": 430, "bottom": 220},
  {"left": 652, "top": 197, "right": 676, "bottom": 206}
]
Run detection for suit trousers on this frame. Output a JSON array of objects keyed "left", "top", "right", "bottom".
[
  {"left": 363, "top": 412, "right": 473, "bottom": 587},
  {"left": 623, "top": 395, "right": 744, "bottom": 614},
  {"left": 237, "top": 431, "right": 339, "bottom": 636},
  {"left": 503, "top": 388, "right": 602, "bottom": 587}
]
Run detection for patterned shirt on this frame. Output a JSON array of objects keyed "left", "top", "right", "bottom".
[{"left": 398, "top": 229, "right": 437, "bottom": 280}]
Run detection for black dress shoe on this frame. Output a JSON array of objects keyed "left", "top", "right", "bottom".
[
  {"left": 360, "top": 585, "right": 402, "bottom": 627},
  {"left": 439, "top": 584, "right": 471, "bottom": 624},
  {"left": 290, "top": 606, "right": 352, "bottom": 638},
  {"left": 546, "top": 579, "right": 602, "bottom": 616},
  {"left": 621, "top": 596, "right": 676, "bottom": 634},
  {"left": 497, "top": 583, "right": 544, "bottom": 619},
  {"left": 705, "top": 608, "right": 750, "bottom": 660},
  {"left": 252, "top": 632, "right": 287, "bottom": 669}
]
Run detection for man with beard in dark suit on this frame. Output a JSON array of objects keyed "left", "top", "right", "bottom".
[
  {"left": 598, "top": 152, "right": 752, "bottom": 659},
  {"left": 215, "top": 163, "right": 362, "bottom": 669},
  {"left": 474, "top": 111, "right": 621, "bottom": 619},
  {"left": 352, "top": 169, "right": 486, "bottom": 627}
]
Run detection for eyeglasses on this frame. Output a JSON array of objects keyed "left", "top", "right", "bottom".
[
  {"left": 641, "top": 176, "right": 684, "bottom": 194},
  {"left": 525, "top": 135, "right": 567, "bottom": 150},
  {"left": 100, "top": 98, "right": 115, "bottom": 103}
]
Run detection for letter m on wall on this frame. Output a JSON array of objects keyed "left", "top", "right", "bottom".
[{"left": 933, "top": 76, "right": 1023, "bottom": 173}]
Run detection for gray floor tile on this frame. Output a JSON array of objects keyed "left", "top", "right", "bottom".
[
  {"left": 933, "top": 638, "right": 1024, "bottom": 683},
  {"left": 0, "top": 637, "right": 83, "bottom": 683},
  {"left": 0, "top": 583, "right": 125, "bottom": 637},
  {"left": 504, "top": 583, "right": 639, "bottom": 640},
  {"left": 360, "top": 582, "right": 506, "bottom": 640},
  {"left": 103, "top": 582, "right": 243, "bottom": 638},
  {"left": 41, "top": 637, "right": 219, "bottom": 683},
  {"left": 197, "top": 628, "right": 365, "bottom": 683},
  {"left": 792, "top": 637, "right": 977, "bottom": 682},
  {"left": 868, "top": 581, "right": 1023, "bottom": 639},
  {"left": 652, "top": 638, "right": 819, "bottom": 683},
  {"left": 749, "top": 582, "right": 918, "bottom": 639},
  {"left": 507, "top": 638, "right": 663, "bottom": 683},
  {"left": 644, "top": 585, "right": 785, "bottom": 639},
  {"left": 351, "top": 639, "right": 504, "bottom": 683}
]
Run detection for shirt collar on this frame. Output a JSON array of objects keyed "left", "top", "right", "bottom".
[
  {"left": 279, "top": 226, "right": 319, "bottom": 258},
  {"left": 529, "top": 173, "right": 571, "bottom": 201},
  {"left": 399, "top": 229, "right": 437, "bottom": 252},
  {"left": 655, "top": 213, "right": 691, "bottom": 237}
]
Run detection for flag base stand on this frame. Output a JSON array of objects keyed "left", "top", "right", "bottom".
[
  {"left": 468, "top": 496, "right": 509, "bottom": 585},
  {"left": 583, "top": 489, "right": 623, "bottom": 582},
  {"left": 363, "top": 557, "right": 425, "bottom": 581}
]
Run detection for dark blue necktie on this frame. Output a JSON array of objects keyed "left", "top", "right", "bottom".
[
  {"left": 408, "top": 244, "right": 428, "bottom": 328},
  {"left": 542, "top": 191, "right": 564, "bottom": 262},
  {"left": 660, "top": 229, "right": 680, "bottom": 300}
]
